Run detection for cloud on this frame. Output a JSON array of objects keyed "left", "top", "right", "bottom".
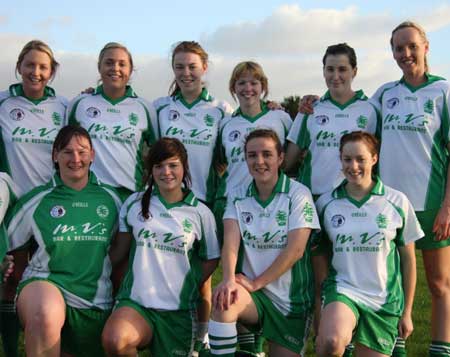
[{"left": 35, "top": 16, "right": 73, "bottom": 31}]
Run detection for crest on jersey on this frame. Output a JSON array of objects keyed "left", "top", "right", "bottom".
[
  {"left": 204, "top": 114, "right": 214, "bottom": 127},
  {"left": 86, "top": 107, "right": 101, "bottom": 118},
  {"left": 424, "top": 99, "right": 434, "bottom": 114},
  {"left": 50, "top": 205, "right": 66, "bottom": 218},
  {"left": 228, "top": 130, "right": 241, "bottom": 142},
  {"left": 96, "top": 205, "right": 109, "bottom": 218},
  {"left": 386, "top": 97, "right": 399, "bottom": 109},
  {"left": 182, "top": 218, "right": 193, "bottom": 233},
  {"left": 376, "top": 213, "right": 388, "bottom": 229},
  {"left": 315, "top": 115, "right": 329, "bottom": 125},
  {"left": 52, "top": 112, "right": 62, "bottom": 126},
  {"left": 9, "top": 108, "right": 25, "bottom": 121},
  {"left": 275, "top": 210, "right": 287, "bottom": 226},
  {"left": 331, "top": 214, "right": 345, "bottom": 228},
  {"left": 241, "top": 212, "right": 253, "bottom": 225},
  {"left": 129, "top": 113, "right": 139, "bottom": 126},
  {"left": 169, "top": 110, "right": 180, "bottom": 121},
  {"left": 357, "top": 115, "right": 368, "bottom": 129}
]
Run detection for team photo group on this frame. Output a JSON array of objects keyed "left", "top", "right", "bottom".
[{"left": 0, "top": 19, "right": 449, "bottom": 357}]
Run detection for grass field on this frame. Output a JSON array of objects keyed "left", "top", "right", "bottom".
[{"left": 0, "top": 251, "right": 431, "bottom": 356}]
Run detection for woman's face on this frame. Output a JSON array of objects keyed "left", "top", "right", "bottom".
[
  {"left": 18, "top": 49, "right": 53, "bottom": 99},
  {"left": 173, "top": 52, "right": 206, "bottom": 97},
  {"left": 340, "top": 140, "right": 377, "bottom": 186},
  {"left": 245, "top": 137, "right": 283, "bottom": 186},
  {"left": 323, "top": 54, "right": 356, "bottom": 98},
  {"left": 233, "top": 71, "right": 263, "bottom": 108},
  {"left": 53, "top": 135, "right": 94, "bottom": 186},
  {"left": 152, "top": 156, "right": 184, "bottom": 195},
  {"left": 392, "top": 27, "right": 428, "bottom": 79},
  {"left": 99, "top": 48, "right": 132, "bottom": 93}
]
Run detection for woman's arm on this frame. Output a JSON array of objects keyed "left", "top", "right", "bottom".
[
  {"left": 109, "top": 232, "right": 132, "bottom": 267},
  {"left": 397, "top": 242, "right": 416, "bottom": 339},
  {"left": 433, "top": 142, "right": 450, "bottom": 240},
  {"left": 284, "top": 142, "right": 306, "bottom": 175}
]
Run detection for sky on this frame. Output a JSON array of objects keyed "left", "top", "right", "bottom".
[{"left": 2, "top": 1, "right": 450, "bottom": 104}]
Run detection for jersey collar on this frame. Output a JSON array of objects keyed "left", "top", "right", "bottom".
[
  {"left": 94, "top": 85, "right": 137, "bottom": 105},
  {"left": 247, "top": 171, "right": 290, "bottom": 208},
  {"left": 51, "top": 171, "right": 100, "bottom": 189},
  {"left": 9, "top": 83, "right": 56, "bottom": 105},
  {"left": 332, "top": 176, "right": 385, "bottom": 207},
  {"left": 232, "top": 101, "right": 269, "bottom": 122},
  {"left": 153, "top": 186, "right": 198, "bottom": 209},
  {"left": 174, "top": 88, "right": 212, "bottom": 109},
  {"left": 399, "top": 73, "right": 445, "bottom": 93},
  {"left": 320, "top": 89, "right": 367, "bottom": 110}
]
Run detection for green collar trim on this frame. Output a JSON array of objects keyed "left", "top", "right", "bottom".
[
  {"left": 232, "top": 101, "right": 269, "bottom": 122},
  {"left": 153, "top": 186, "right": 198, "bottom": 209},
  {"left": 332, "top": 176, "right": 384, "bottom": 207},
  {"left": 51, "top": 171, "right": 99, "bottom": 189},
  {"left": 247, "top": 172, "right": 290, "bottom": 208},
  {"left": 400, "top": 73, "right": 445, "bottom": 92},
  {"left": 94, "top": 85, "right": 137, "bottom": 105},
  {"left": 9, "top": 83, "right": 56, "bottom": 104},
  {"left": 320, "top": 89, "right": 366, "bottom": 110},
  {"left": 174, "top": 88, "right": 212, "bottom": 109}
]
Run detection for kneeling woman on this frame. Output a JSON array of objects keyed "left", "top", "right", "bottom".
[
  {"left": 102, "top": 137, "right": 220, "bottom": 357},
  {"left": 7, "top": 125, "right": 122, "bottom": 356},
  {"left": 315, "top": 131, "right": 422, "bottom": 357},
  {"left": 210, "top": 129, "right": 319, "bottom": 357}
]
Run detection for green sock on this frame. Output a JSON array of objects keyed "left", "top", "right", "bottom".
[
  {"left": 0, "top": 301, "right": 20, "bottom": 357},
  {"left": 343, "top": 343, "right": 354, "bottom": 357},
  {"left": 429, "top": 341, "right": 450, "bottom": 356},
  {"left": 237, "top": 332, "right": 255, "bottom": 352},
  {"left": 254, "top": 332, "right": 265, "bottom": 353},
  {"left": 391, "top": 337, "right": 407, "bottom": 357}
]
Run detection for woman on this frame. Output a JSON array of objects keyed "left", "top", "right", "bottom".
[
  {"left": 373, "top": 21, "right": 450, "bottom": 356},
  {"left": 68, "top": 42, "right": 156, "bottom": 199},
  {"left": 0, "top": 172, "right": 16, "bottom": 281},
  {"left": 210, "top": 129, "right": 319, "bottom": 357},
  {"left": 6, "top": 125, "right": 122, "bottom": 356},
  {"left": 0, "top": 39, "right": 67, "bottom": 357},
  {"left": 315, "top": 131, "right": 421, "bottom": 357},
  {"left": 102, "top": 137, "right": 220, "bottom": 357}
]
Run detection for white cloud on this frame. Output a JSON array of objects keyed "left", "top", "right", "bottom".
[{"left": 35, "top": 16, "right": 73, "bottom": 31}]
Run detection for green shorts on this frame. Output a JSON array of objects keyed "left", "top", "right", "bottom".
[
  {"left": 415, "top": 208, "right": 450, "bottom": 250},
  {"left": 323, "top": 291, "right": 399, "bottom": 355},
  {"left": 243, "top": 290, "right": 312, "bottom": 354},
  {"left": 18, "top": 278, "right": 110, "bottom": 357},
  {"left": 116, "top": 299, "right": 195, "bottom": 356},
  {"left": 213, "top": 197, "right": 227, "bottom": 245}
]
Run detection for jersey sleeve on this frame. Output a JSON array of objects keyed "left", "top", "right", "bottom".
[
  {"left": 223, "top": 192, "right": 239, "bottom": 221},
  {"left": 6, "top": 196, "right": 38, "bottom": 251},
  {"left": 440, "top": 82, "right": 450, "bottom": 144},
  {"left": 66, "top": 94, "right": 87, "bottom": 125},
  {"left": 137, "top": 98, "right": 158, "bottom": 144},
  {"left": 119, "top": 194, "right": 138, "bottom": 233},
  {"left": 288, "top": 183, "right": 320, "bottom": 231},
  {"left": 280, "top": 111, "right": 293, "bottom": 140},
  {"left": 286, "top": 112, "right": 303, "bottom": 145},
  {"left": 218, "top": 100, "right": 234, "bottom": 117},
  {"left": 0, "top": 179, "right": 10, "bottom": 224},
  {"left": 198, "top": 204, "right": 220, "bottom": 260},
  {"left": 391, "top": 193, "right": 424, "bottom": 246}
]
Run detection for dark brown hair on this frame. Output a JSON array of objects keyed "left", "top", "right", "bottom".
[
  {"left": 322, "top": 43, "right": 357, "bottom": 69},
  {"left": 244, "top": 128, "right": 283, "bottom": 156}
]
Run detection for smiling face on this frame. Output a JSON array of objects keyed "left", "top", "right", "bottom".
[
  {"left": 392, "top": 26, "right": 428, "bottom": 80},
  {"left": 18, "top": 49, "right": 53, "bottom": 99},
  {"left": 234, "top": 71, "right": 263, "bottom": 109},
  {"left": 173, "top": 51, "right": 207, "bottom": 99},
  {"left": 152, "top": 156, "right": 184, "bottom": 196},
  {"left": 323, "top": 53, "right": 356, "bottom": 99},
  {"left": 340, "top": 140, "right": 377, "bottom": 187},
  {"left": 98, "top": 47, "right": 132, "bottom": 96}
]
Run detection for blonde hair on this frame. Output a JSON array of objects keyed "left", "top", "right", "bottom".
[
  {"left": 16, "top": 40, "right": 59, "bottom": 80},
  {"left": 169, "top": 41, "right": 208, "bottom": 96},
  {"left": 229, "top": 61, "right": 269, "bottom": 101},
  {"left": 390, "top": 21, "right": 429, "bottom": 73},
  {"left": 97, "top": 42, "right": 134, "bottom": 73}
]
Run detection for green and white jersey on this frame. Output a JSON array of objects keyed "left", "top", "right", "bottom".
[
  {"left": 373, "top": 75, "right": 450, "bottom": 211},
  {"left": 118, "top": 189, "right": 220, "bottom": 310},
  {"left": 216, "top": 105, "right": 292, "bottom": 199},
  {"left": 0, "top": 83, "right": 67, "bottom": 197},
  {"left": 224, "top": 172, "right": 319, "bottom": 315},
  {"left": 6, "top": 172, "right": 121, "bottom": 309},
  {"left": 315, "top": 178, "right": 423, "bottom": 316},
  {"left": 154, "top": 89, "right": 233, "bottom": 203},
  {"left": 0, "top": 172, "right": 17, "bottom": 261},
  {"left": 287, "top": 90, "right": 378, "bottom": 196},
  {"left": 68, "top": 85, "right": 156, "bottom": 192}
]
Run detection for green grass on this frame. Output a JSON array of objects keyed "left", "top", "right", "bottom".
[{"left": 0, "top": 251, "right": 431, "bottom": 356}]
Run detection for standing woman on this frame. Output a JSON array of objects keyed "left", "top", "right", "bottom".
[
  {"left": 0, "top": 40, "right": 67, "bottom": 357},
  {"left": 315, "top": 131, "right": 422, "bottom": 357},
  {"left": 102, "top": 137, "right": 220, "bottom": 357},
  {"left": 373, "top": 21, "right": 450, "bottom": 356},
  {"left": 6, "top": 125, "right": 122, "bottom": 356},
  {"left": 210, "top": 129, "right": 319, "bottom": 357},
  {"left": 153, "top": 41, "right": 232, "bottom": 351}
]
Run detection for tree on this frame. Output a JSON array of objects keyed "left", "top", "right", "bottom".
[{"left": 281, "top": 95, "right": 301, "bottom": 120}]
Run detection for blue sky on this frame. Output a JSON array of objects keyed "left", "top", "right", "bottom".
[{"left": 2, "top": 1, "right": 450, "bottom": 102}]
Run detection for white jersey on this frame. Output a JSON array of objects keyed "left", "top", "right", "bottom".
[
  {"left": 373, "top": 75, "right": 450, "bottom": 210},
  {"left": 0, "top": 172, "right": 17, "bottom": 260},
  {"left": 315, "top": 178, "right": 423, "bottom": 315},
  {"left": 217, "top": 105, "right": 292, "bottom": 199},
  {"left": 0, "top": 84, "right": 68, "bottom": 197},
  {"left": 6, "top": 172, "right": 121, "bottom": 309},
  {"left": 287, "top": 90, "right": 378, "bottom": 196},
  {"left": 118, "top": 189, "right": 220, "bottom": 310},
  {"left": 224, "top": 173, "right": 319, "bottom": 315},
  {"left": 68, "top": 86, "right": 156, "bottom": 192},
  {"left": 154, "top": 89, "right": 233, "bottom": 203}
]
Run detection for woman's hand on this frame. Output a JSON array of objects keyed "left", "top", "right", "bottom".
[
  {"left": 213, "top": 279, "right": 239, "bottom": 311},
  {"left": 432, "top": 203, "right": 450, "bottom": 241},
  {"left": 298, "top": 95, "right": 319, "bottom": 114},
  {"left": 235, "top": 273, "right": 260, "bottom": 293},
  {"left": 1, "top": 255, "right": 14, "bottom": 282},
  {"left": 398, "top": 312, "right": 414, "bottom": 339}
]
